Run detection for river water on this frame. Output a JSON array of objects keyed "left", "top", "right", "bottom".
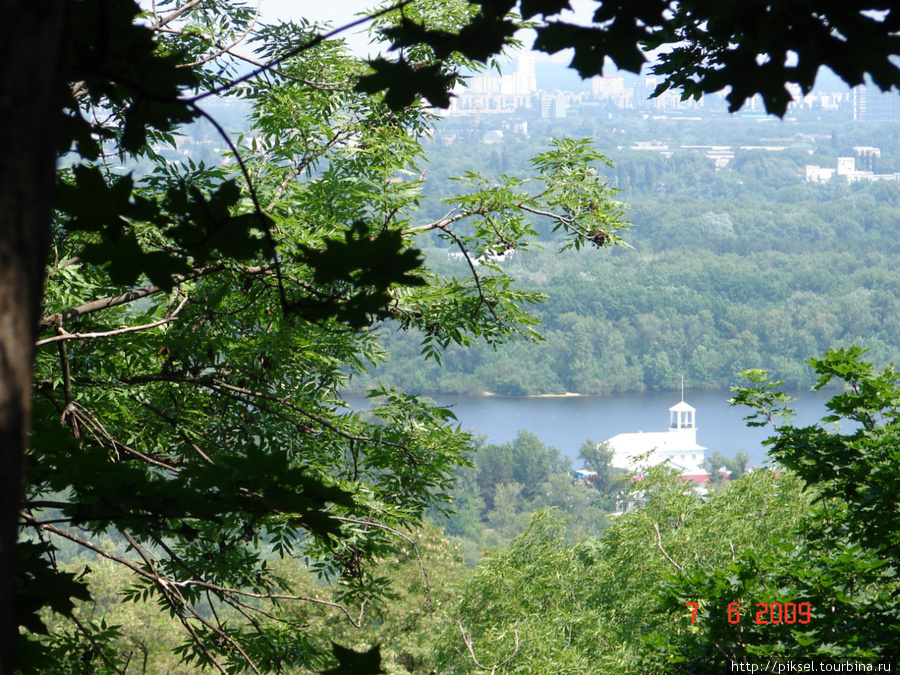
[{"left": 350, "top": 388, "right": 841, "bottom": 468}]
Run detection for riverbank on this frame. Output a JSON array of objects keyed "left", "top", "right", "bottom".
[
  {"left": 482, "top": 391, "right": 585, "bottom": 398},
  {"left": 346, "top": 389, "right": 839, "bottom": 469}
]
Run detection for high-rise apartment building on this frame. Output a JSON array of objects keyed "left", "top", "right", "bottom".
[{"left": 854, "top": 84, "right": 900, "bottom": 121}]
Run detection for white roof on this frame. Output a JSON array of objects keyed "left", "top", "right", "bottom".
[
  {"left": 669, "top": 400, "right": 696, "bottom": 412},
  {"left": 608, "top": 430, "right": 706, "bottom": 474}
]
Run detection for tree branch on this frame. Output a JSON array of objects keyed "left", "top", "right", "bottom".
[
  {"left": 150, "top": 0, "right": 205, "bottom": 29},
  {"left": 67, "top": 403, "right": 182, "bottom": 472},
  {"left": 110, "top": 373, "right": 413, "bottom": 454},
  {"left": 57, "top": 339, "right": 78, "bottom": 438},
  {"left": 36, "top": 295, "right": 189, "bottom": 347},
  {"left": 69, "top": 612, "right": 128, "bottom": 675},
  {"left": 167, "top": 577, "right": 366, "bottom": 628},
  {"left": 156, "top": 26, "right": 342, "bottom": 89},
  {"left": 265, "top": 127, "right": 357, "bottom": 213},
  {"left": 457, "top": 617, "right": 519, "bottom": 674},
  {"left": 331, "top": 516, "right": 431, "bottom": 600},
  {"left": 39, "top": 263, "right": 275, "bottom": 330},
  {"left": 401, "top": 208, "right": 464, "bottom": 235},
  {"left": 20, "top": 513, "right": 156, "bottom": 581},
  {"left": 182, "top": 0, "right": 418, "bottom": 103},
  {"left": 654, "top": 522, "right": 684, "bottom": 573},
  {"left": 434, "top": 224, "right": 498, "bottom": 321},
  {"left": 177, "top": 0, "right": 262, "bottom": 69},
  {"left": 20, "top": 513, "right": 269, "bottom": 674}
]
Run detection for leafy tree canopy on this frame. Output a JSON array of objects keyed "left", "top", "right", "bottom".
[
  {"left": 375, "top": 0, "right": 900, "bottom": 116},
  {"left": 442, "top": 346, "right": 900, "bottom": 670},
  {"left": 13, "top": 0, "right": 628, "bottom": 672},
  {"left": 6, "top": 0, "right": 900, "bottom": 672}
]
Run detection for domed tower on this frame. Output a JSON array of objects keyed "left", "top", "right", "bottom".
[
  {"left": 668, "top": 400, "right": 697, "bottom": 446},
  {"left": 604, "top": 393, "right": 706, "bottom": 483}
]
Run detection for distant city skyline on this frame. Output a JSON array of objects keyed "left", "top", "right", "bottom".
[
  {"left": 256, "top": 0, "right": 596, "bottom": 64},
  {"left": 155, "top": 0, "right": 882, "bottom": 113}
]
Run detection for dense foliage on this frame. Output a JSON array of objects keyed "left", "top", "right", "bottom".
[
  {"left": 37, "top": 524, "right": 469, "bottom": 674},
  {"left": 432, "top": 433, "right": 622, "bottom": 557},
  {"left": 351, "top": 122, "right": 900, "bottom": 395},
  {"left": 657, "top": 349, "right": 900, "bottom": 668},
  {"left": 10, "top": 0, "right": 900, "bottom": 672},
  {"left": 17, "top": 1, "right": 629, "bottom": 672},
  {"left": 436, "top": 468, "right": 810, "bottom": 673},
  {"left": 433, "top": 350, "right": 900, "bottom": 672},
  {"left": 38, "top": 350, "right": 900, "bottom": 672}
]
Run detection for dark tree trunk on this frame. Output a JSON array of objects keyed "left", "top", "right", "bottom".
[{"left": 0, "top": 2, "right": 67, "bottom": 671}]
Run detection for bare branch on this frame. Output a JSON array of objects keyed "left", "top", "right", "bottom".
[
  {"left": 183, "top": 0, "right": 418, "bottom": 103},
  {"left": 20, "top": 514, "right": 156, "bottom": 581},
  {"left": 457, "top": 617, "right": 519, "bottom": 673},
  {"left": 133, "top": 395, "right": 216, "bottom": 465},
  {"left": 166, "top": 581, "right": 265, "bottom": 675},
  {"left": 165, "top": 577, "right": 366, "bottom": 628},
  {"left": 332, "top": 516, "right": 431, "bottom": 600},
  {"left": 171, "top": 610, "right": 230, "bottom": 675},
  {"left": 401, "top": 208, "right": 463, "bottom": 235},
  {"left": 150, "top": 0, "right": 205, "bottom": 29},
  {"left": 68, "top": 403, "right": 182, "bottom": 472},
  {"left": 36, "top": 295, "right": 189, "bottom": 347},
  {"left": 516, "top": 203, "right": 595, "bottom": 241},
  {"left": 654, "top": 522, "right": 684, "bottom": 573},
  {"left": 39, "top": 263, "right": 275, "bottom": 330},
  {"left": 434, "top": 224, "right": 498, "bottom": 321},
  {"left": 122, "top": 531, "right": 159, "bottom": 577},
  {"left": 224, "top": 595, "right": 310, "bottom": 631}
]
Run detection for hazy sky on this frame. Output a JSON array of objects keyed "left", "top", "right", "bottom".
[
  {"left": 247, "top": 0, "right": 375, "bottom": 54},
  {"left": 254, "top": 0, "right": 595, "bottom": 62},
  {"left": 258, "top": 0, "right": 372, "bottom": 25}
]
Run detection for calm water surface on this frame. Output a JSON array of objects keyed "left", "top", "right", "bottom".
[{"left": 349, "top": 389, "right": 840, "bottom": 468}]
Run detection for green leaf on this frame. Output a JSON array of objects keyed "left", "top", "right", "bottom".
[
  {"left": 520, "top": 0, "right": 571, "bottom": 19},
  {"left": 356, "top": 58, "right": 454, "bottom": 110},
  {"left": 79, "top": 231, "right": 192, "bottom": 290},
  {"left": 165, "top": 179, "right": 274, "bottom": 261},
  {"left": 320, "top": 643, "right": 385, "bottom": 675},
  {"left": 296, "top": 220, "right": 425, "bottom": 328}
]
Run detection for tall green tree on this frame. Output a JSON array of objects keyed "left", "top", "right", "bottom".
[
  {"left": 655, "top": 350, "right": 900, "bottom": 668},
  {"left": 510, "top": 431, "right": 552, "bottom": 500},
  {"left": 12, "top": 1, "right": 628, "bottom": 672},
  {"left": 6, "top": 0, "right": 900, "bottom": 671},
  {"left": 438, "top": 467, "right": 808, "bottom": 674},
  {"left": 577, "top": 439, "right": 623, "bottom": 505}
]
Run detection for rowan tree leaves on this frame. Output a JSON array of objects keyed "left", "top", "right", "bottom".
[
  {"left": 20, "top": 2, "right": 630, "bottom": 671},
  {"left": 15, "top": 0, "right": 900, "bottom": 672}
]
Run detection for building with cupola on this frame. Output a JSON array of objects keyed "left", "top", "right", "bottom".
[{"left": 605, "top": 397, "right": 709, "bottom": 484}]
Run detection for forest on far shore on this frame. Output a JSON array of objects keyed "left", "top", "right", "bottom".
[{"left": 348, "top": 117, "right": 900, "bottom": 396}]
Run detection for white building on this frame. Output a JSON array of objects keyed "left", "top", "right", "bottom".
[
  {"left": 805, "top": 155, "right": 900, "bottom": 183},
  {"left": 591, "top": 75, "right": 633, "bottom": 108},
  {"left": 446, "top": 55, "right": 538, "bottom": 115},
  {"left": 606, "top": 399, "right": 708, "bottom": 484}
]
